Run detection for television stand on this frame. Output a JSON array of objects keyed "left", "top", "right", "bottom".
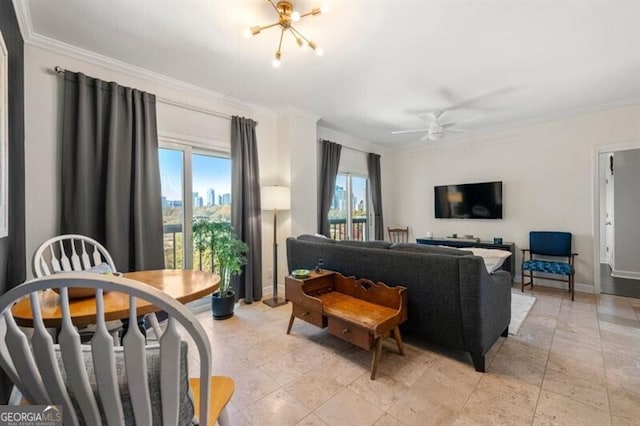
[{"left": 416, "top": 237, "right": 516, "bottom": 275}]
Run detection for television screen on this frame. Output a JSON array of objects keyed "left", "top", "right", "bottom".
[{"left": 434, "top": 181, "right": 503, "bottom": 219}]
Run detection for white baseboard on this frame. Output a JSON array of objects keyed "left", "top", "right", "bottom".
[
  {"left": 514, "top": 275, "right": 594, "bottom": 294},
  {"left": 262, "top": 283, "right": 285, "bottom": 299},
  {"left": 611, "top": 270, "right": 640, "bottom": 280}
]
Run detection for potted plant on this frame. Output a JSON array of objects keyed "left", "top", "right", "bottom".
[{"left": 203, "top": 220, "right": 248, "bottom": 319}]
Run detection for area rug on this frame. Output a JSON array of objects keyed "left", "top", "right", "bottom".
[{"left": 510, "top": 292, "right": 536, "bottom": 335}]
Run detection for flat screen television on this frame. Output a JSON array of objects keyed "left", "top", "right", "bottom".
[{"left": 434, "top": 181, "right": 503, "bottom": 219}]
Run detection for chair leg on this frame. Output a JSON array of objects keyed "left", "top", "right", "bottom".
[
  {"left": 370, "top": 338, "right": 384, "bottom": 380},
  {"left": 147, "top": 313, "right": 163, "bottom": 340},
  {"left": 570, "top": 274, "right": 575, "bottom": 301},
  {"left": 217, "top": 406, "right": 231, "bottom": 426}
]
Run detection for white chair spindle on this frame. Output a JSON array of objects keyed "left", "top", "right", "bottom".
[
  {"left": 123, "top": 295, "right": 152, "bottom": 425},
  {"left": 80, "top": 240, "right": 92, "bottom": 270},
  {"left": 91, "top": 288, "right": 125, "bottom": 425},
  {"left": 69, "top": 240, "right": 82, "bottom": 271},
  {"left": 58, "top": 241, "right": 72, "bottom": 272},
  {"left": 58, "top": 287, "right": 102, "bottom": 425},
  {"left": 29, "top": 293, "right": 80, "bottom": 426},
  {"left": 91, "top": 243, "right": 103, "bottom": 267},
  {"left": 49, "top": 245, "right": 61, "bottom": 273},
  {"left": 160, "top": 317, "right": 181, "bottom": 425},
  {"left": 3, "top": 313, "right": 50, "bottom": 403}
]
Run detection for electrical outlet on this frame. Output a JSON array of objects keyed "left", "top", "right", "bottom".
[{"left": 267, "top": 269, "right": 273, "bottom": 279}]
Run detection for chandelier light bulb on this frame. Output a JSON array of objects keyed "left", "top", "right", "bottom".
[
  {"left": 320, "top": 3, "right": 330, "bottom": 14},
  {"left": 273, "top": 51, "right": 282, "bottom": 68},
  {"left": 243, "top": 28, "right": 252, "bottom": 38},
  {"left": 291, "top": 11, "right": 301, "bottom": 21},
  {"left": 315, "top": 47, "right": 324, "bottom": 56}
]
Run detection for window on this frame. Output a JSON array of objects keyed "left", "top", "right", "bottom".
[
  {"left": 329, "top": 173, "right": 369, "bottom": 240},
  {"left": 159, "top": 145, "right": 231, "bottom": 269}
]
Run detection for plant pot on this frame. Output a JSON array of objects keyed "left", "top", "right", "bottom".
[{"left": 211, "top": 290, "right": 236, "bottom": 320}]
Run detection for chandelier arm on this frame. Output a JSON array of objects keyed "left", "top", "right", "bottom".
[
  {"left": 277, "top": 28, "right": 285, "bottom": 53},
  {"left": 267, "top": 0, "right": 282, "bottom": 15},
  {"left": 290, "top": 26, "right": 311, "bottom": 44},
  {"left": 260, "top": 22, "right": 282, "bottom": 31}
]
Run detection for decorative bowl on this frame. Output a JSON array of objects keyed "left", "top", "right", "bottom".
[{"left": 291, "top": 269, "right": 311, "bottom": 279}]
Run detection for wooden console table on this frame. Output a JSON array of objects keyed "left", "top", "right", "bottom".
[{"left": 285, "top": 270, "right": 408, "bottom": 379}]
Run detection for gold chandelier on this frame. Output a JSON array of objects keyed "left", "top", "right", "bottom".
[{"left": 244, "top": 0, "right": 329, "bottom": 68}]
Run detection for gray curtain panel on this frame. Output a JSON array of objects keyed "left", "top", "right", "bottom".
[
  {"left": 367, "top": 153, "right": 384, "bottom": 240},
  {"left": 318, "top": 140, "right": 342, "bottom": 237},
  {"left": 231, "top": 116, "right": 263, "bottom": 302},
  {"left": 61, "top": 72, "right": 164, "bottom": 272}
]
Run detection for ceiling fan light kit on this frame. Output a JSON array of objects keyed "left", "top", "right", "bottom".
[{"left": 244, "top": 0, "right": 328, "bottom": 67}]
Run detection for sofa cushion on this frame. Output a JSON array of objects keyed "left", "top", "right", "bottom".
[
  {"left": 297, "top": 234, "right": 336, "bottom": 244},
  {"left": 336, "top": 240, "right": 392, "bottom": 250},
  {"left": 390, "top": 243, "right": 472, "bottom": 256}
]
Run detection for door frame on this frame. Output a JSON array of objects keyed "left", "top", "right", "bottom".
[{"left": 593, "top": 139, "right": 640, "bottom": 294}]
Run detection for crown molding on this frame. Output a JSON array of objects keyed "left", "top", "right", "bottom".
[
  {"left": 16, "top": 7, "right": 276, "bottom": 118},
  {"left": 12, "top": 0, "right": 34, "bottom": 40}
]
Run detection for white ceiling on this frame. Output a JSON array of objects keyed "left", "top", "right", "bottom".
[{"left": 23, "top": 0, "right": 640, "bottom": 147}]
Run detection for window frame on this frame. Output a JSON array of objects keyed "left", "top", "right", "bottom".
[
  {"left": 159, "top": 135, "right": 231, "bottom": 269},
  {"left": 333, "top": 171, "right": 371, "bottom": 241}
]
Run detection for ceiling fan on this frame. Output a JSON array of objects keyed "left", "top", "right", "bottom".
[{"left": 391, "top": 110, "right": 474, "bottom": 141}]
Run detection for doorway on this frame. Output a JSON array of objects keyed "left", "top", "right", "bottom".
[{"left": 596, "top": 145, "right": 640, "bottom": 298}]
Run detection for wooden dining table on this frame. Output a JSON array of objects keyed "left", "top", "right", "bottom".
[{"left": 11, "top": 269, "right": 220, "bottom": 328}]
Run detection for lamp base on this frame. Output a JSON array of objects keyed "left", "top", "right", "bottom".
[{"left": 263, "top": 297, "right": 288, "bottom": 308}]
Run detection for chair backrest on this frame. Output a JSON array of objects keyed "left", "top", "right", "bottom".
[
  {"left": 33, "top": 234, "right": 117, "bottom": 278},
  {"left": 529, "top": 231, "right": 572, "bottom": 257},
  {"left": 388, "top": 227, "right": 409, "bottom": 243},
  {"left": 0, "top": 274, "right": 212, "bottom": 425}
]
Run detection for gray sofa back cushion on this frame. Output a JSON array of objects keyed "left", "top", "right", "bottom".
[
  {"left": 390, "top": 243, "right": 472, "bottom": 256},
  {"left": 336, "top": 240, "right": 392, "bottom": 250},
  {"left": 297, "top": 234, "right": 336, "bottom": 244}
]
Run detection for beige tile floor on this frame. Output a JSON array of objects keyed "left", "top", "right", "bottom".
[{"left": 187, "top": 286, "right": 640, "bottom": 426}]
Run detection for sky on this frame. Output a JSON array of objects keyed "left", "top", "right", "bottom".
[{"left": 159, "top": 149, "right": 231, "bottom": 201}]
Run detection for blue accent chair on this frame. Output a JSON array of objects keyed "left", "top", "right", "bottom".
[{"left": 521, "top": 231, "right": 578, "bottom": 301}]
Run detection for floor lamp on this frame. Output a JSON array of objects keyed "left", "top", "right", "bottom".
[{"left": 261, "top": 185, "right": 291, "bottom": 308}]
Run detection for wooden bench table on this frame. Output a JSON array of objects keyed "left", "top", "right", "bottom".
[{"left": 285, "top": 270, "right": 408, "bottom": 379}]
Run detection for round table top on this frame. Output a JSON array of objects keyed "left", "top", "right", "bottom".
[{"left": 11, "top": 269, "right": 220, "bottom": 327}]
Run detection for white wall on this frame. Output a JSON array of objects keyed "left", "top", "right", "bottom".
[
  {"left": 613, "top": 148, "right": 640, "bottom": 279},
  {"left": 386, "top": 105, "right": 640, "bottom": 290},
  {"left": 24, "top": 44, "right": 280, "bottom": 295}
]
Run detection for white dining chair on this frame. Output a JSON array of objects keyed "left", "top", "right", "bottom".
[
  {"left": 0, "top": 273, "right": 234, "bottom": 425},
  {"left": 32, "top": 234, "right": 163, "bottom": 340}
]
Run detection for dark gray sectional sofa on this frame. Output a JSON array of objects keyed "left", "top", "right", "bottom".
[{"left": 286, "top": 234, "right": 512, "bottom": 372}]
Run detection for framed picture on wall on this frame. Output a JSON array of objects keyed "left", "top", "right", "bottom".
[{"left": 0, "top": 30, "right": 8, "bottom": 238}]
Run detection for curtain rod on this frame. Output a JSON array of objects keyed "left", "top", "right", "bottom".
[
  {"left": 53, "top": 66, "right": 233, "bottom": 121},
  {"left": 320, "top": 139, "right": 373, "bottom": 155}
]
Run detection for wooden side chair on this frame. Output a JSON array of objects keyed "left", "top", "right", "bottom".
[
  {"left": 388, "top": 227, "right": 409, "bottom": 243},
  {"left": 521, "top": 231, "right": 578, "bottom": 301},
  {"left": 0, "top": 273, "right": 234, "bottom": 425},
  {"left": 33, "top": 234, "right": 163, "bottom": 340}
]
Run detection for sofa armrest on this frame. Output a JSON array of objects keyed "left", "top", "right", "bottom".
[{"left": 458, "top": 257, "right": 512, "bottom": 356}]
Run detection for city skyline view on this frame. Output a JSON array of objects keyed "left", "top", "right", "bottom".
[{"left": 159, "top": 149, "right": 232, "bottom": 204}]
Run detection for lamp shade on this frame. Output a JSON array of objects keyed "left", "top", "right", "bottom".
[{"left": 261, "top": 186, "right": 291, "bottom": 210}]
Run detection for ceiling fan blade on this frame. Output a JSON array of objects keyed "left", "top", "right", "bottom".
[
  {"left": 391, "top": 128, "right": 429, "bottom": 135},
  {"left": 446, "top": 128, "right": 469, "bottom": 133},
  {"left": 441, "top": 114, "right": 484, "bottom": 127},
  {"left": 444, "top": 86, "right": 516, "bottom": 110},
  {"left": 416, "top": 111, "right": 439, "bottom": 124}
]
